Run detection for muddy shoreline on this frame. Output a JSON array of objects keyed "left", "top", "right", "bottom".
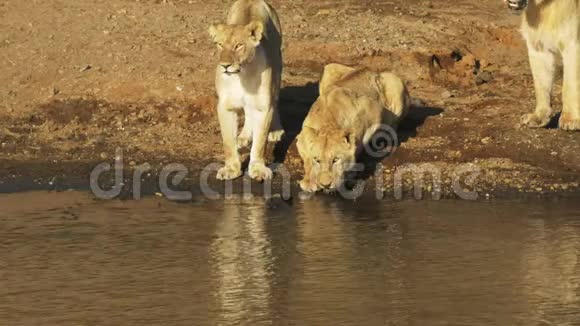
[{"left": 1, "top": 158, "right": 579, "bottom": 201}]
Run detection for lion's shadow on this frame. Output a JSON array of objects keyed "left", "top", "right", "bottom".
[
  {"left": 272, "top": 82, "right": 320, "bottom": 163},
  {"left": 355, "top": 105, "right": 444, "bottom": 181}
]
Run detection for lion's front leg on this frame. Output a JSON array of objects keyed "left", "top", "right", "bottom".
[
  {"left": 560, "top": 44, "right": 580, "bottom": 131},
  {"left": 299, "top": 159, "right": 318, "bottom": 193},
  {"left": 246, "top": 100, "right": 274, "bottom": 182},
  {"left": 268, "top": 110, "right": 285, "bottom": 143},
  {"left": 237, "top": 113, "right": 253, "bottom": 149},
  {"left": 521, "top": 44, "right": 555, "bottom": 128},
  {"left": 216, "top": 100, "right": 243, "bottom": 180}
]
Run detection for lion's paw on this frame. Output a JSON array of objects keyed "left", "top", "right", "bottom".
[
  {"left": 559, "top": 113, "right": 580, "bottom": 131},
  {"left": 521, "top": 113, "right": 551, "bottom": 128},
  {"left": 268, "top": 129, "right": 285, "bottom": 143},
  {"left": 216, "top": 165, "right": 243, "bottom": 181},
  {"left": 248, "top": 162, "right": 273, "bottom": 181}
]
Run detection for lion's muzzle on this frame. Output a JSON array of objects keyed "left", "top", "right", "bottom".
[
  {"left": 318, "top": 173, "right": 333, "bottom": 189},
  {"left": 220, "top": 63, "right": 241, "bottom": 74}
]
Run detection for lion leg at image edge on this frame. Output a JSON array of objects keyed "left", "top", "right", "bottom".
[
  {"left": 559, "top": 44, "right": 580, "bottom": 131},
  {"left": 521, "top": 43, "right": 555, "bottom": 128},
  {"left": 216, "top": 102, "right": 243, "bottom": 180}
]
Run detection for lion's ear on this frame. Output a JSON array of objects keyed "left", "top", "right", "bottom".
[
  {"left": 208, "top": 24, "right": 224, "bottom": 41},
  {"left": 246, "top": 21, "right": 264, "bottom": 44}
]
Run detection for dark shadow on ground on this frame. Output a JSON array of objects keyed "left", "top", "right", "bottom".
[
  {"left": 272, "top": 82, "right": 319, "bottom": 163},
  {"left": 354, "top": 104, "right": 444, "bottom": 181},
  {"left": 546, "top": 112, "right": 561, "bottom": 129}
]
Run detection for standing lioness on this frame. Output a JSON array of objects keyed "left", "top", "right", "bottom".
[
  {"left": 209, "top": 0, "right": 283, "bottom": 181},
  {"left": 505, "top": 0, "right": 580, "bottom": 130},
  {"left": 297, "top": 64, "right": 410, "bottom": 193}
]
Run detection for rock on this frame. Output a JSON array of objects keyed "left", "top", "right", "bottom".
[
  {"left": 79, "top": 64, "right": 91, "bottom": 72},
  {"left": 441, "top": 90, "right": 453, "bottom": 99},
  {"left": 461, "top": 53, "right": 477, "bottom": 67},
  {"left": 476, "top": 71, "right": 493, "bottom": 85},
  {"left": 481, "top": 137, "right": 492, "bottom": 145},
  {"left": 316, "top": 9, "right": 331, "bottom": 16}
]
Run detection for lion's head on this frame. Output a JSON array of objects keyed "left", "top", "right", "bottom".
[
  {"left": 208, "top": 21, "right": 264, "bottom": 74},
  {"left": 297, "top": 127, "right": 357, "bottom": 192}
]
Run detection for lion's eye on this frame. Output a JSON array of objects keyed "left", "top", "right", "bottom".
[
  {"left": 235, "top": 43, "right": 244, "bottom": 50},
  {"left": 313, "top": 158, "right": 321, "bottom": 164},
  {"left": 216, "top": 42, "right": 223, "bottom": 48},
  {"left": 332, "top": 158, "right": 340, "bottom": 164}
]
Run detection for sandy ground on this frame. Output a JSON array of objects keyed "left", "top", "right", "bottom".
[{"left": 0, "top": 0, "right": 579, "bottom": 198}]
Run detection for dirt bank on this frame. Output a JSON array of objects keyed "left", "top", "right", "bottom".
[{"left": 0, "top": 0, "right": 579, "bottom": 198}]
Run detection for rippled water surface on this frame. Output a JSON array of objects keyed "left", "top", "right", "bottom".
[{"left": 1, "top": 192, "right": 579, "bottom": 325}]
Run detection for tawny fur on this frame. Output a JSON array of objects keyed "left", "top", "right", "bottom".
[
  {"left": 296, "top": 63, "right": 410, "bottom": 192},
  {"left": 208, "top": 0, "right": 283, "bottom": 181},
  {"left": 515, "top": 0, "right": 580, "bottom": 131}
]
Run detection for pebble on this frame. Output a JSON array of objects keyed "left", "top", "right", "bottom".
[
  {"left": 480, "top": 71, "right": 492, "bottom": 82},
  {"left": 441, "top": 90, "right": 453, "bottom": 99},
  {"left": 476, "top": 71, "right": 493, "bottom": 86},
  {"left": 79, "top": 64, "right": 91, "bottom": 72},
  {"left": 480, "top": 137, "right": 492, "bottom": 145}
]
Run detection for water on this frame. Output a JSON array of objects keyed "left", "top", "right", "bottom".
[{"left": 1, "top": 192, "right": 579, "bottom": 325}]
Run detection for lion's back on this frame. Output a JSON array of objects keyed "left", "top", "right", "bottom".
[
  {"left": 227, "top": 0, "right": 282, "bottom": 45},
  {"left": 311, "top": 64, "right": 408, "bottom": 130}
]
